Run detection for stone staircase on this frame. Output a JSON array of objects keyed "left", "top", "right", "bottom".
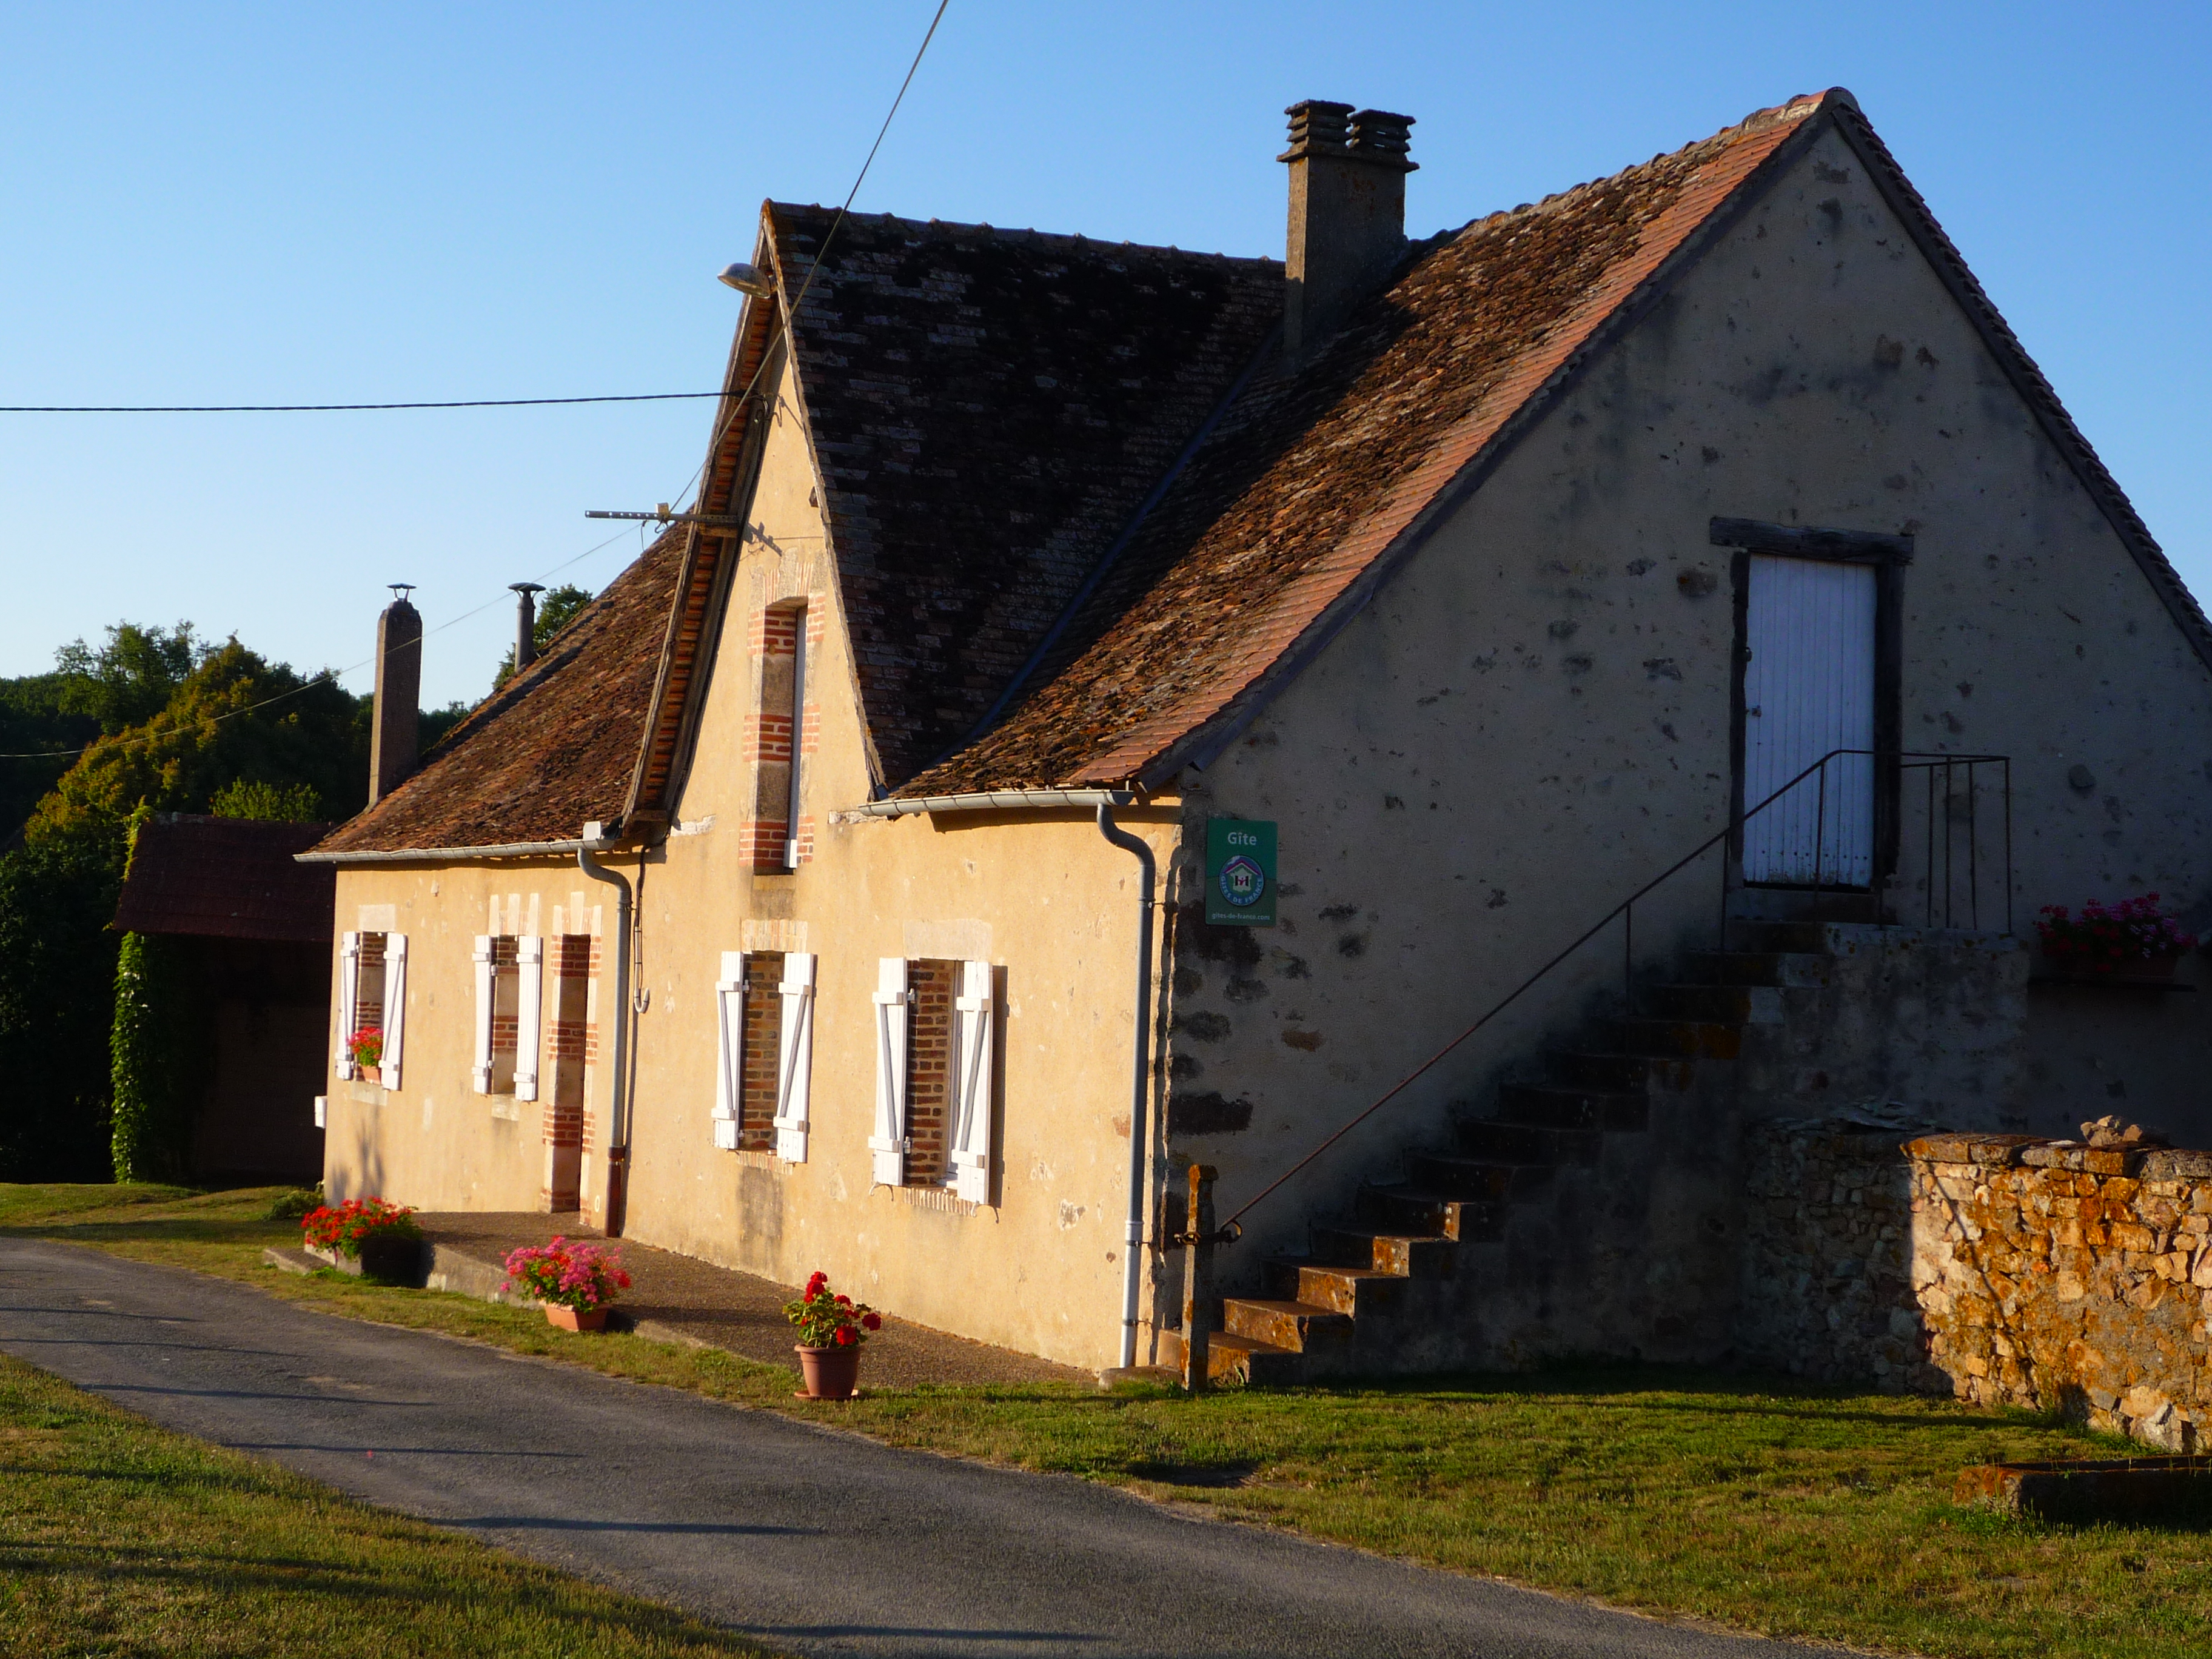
[{"left": 1195, "top": 913, "right": 1866, "bottom": 1384}]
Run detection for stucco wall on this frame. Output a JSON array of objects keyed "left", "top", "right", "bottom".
[
  {"left": 602, "top": 354, "right": 1179, "bottom": 1371},
  {"left": 322, "top": 861, "right": 612, "bottom": 1215},
  {"left": 1156, "top": 122, "right": 2212, "bottom": 1305}
]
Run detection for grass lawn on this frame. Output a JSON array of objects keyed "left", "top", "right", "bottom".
[
  {"left": 10, "top": 1182, "right": 2212, "bottom": 1658},
  {"left": 0, "top": 1350, "right": 781, "bottom": 1658}
]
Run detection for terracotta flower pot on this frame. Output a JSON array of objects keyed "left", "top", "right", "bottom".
[
  {"left": 543, "top": 1304, "right": 609, "bottom": 1333},
  {"left": 797, "top": 1343, "right": 862, "bottom": 1399}
]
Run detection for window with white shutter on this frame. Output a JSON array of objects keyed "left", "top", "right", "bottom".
[
  {"left": 336, "top": 932, "right": 363, "bottom": 1080},
  {"left": 514, "top": 936, "right": 544, "bottom": 1102},
  {"left": 948, "top": 959, "right": 996, "bottom": 1204},
  {"left": 713, "top": 949, "right": 744, "bottom": 1151},
  {"left": 774, "top": 952, "right": 816, "bottom": 1163},
  {"left": 471, "top": 936, "right": 496, "bottom": 1093},
  {"left": 869, "top": 957, "right": 910, "bottom": 1186},
  {"left": 379, "top": 933, "right": 409, "bottom": 1090}
]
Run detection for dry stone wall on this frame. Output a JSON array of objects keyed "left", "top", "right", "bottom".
[{"left": 1908, "top": 1133, "right": 2212, "bottom": 1451}]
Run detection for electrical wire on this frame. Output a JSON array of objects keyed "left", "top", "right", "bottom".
[
  {"left": 0, "top": 394, "right": 729, "bottom": 414},
  {"left": 0, "top": 526, "right": 637, "bottom": 760},
  {"left": 661, "top": 0, "right": 950, "bottom": 515},
  {"left": 2, "top": 0, "right": 952, "bottom": 766}
]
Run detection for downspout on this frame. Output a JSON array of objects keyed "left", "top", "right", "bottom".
[
  {"left": 577, "top": 823, "right": 634, "bottom": 1235},
  {"left": 1094, "top": 802, "right": 1158, "bottom": 1371}
]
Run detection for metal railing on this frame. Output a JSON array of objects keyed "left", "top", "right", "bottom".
[{"left": 1214, "top": 748, "right": 2012, "bottom": 1238}]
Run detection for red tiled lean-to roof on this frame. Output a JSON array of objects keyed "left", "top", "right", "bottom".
[
  {"left": 115, "top": 814, "right": 337, "bottom": 941},
  {"left": 310, "top": 533, "right": 685, "bottom": 856}
]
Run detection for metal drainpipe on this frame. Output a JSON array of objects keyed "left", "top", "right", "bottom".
[
  {"left": 577, "top": 828, "right": 634, "bottom": 1235},
  {"left": 1095, "top": 802, "right": 1158, "bottom": 1372}
]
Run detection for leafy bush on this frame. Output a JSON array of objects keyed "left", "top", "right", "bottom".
[{"left": 264, "top": 1185, "right": 324, "bottom": 1221}]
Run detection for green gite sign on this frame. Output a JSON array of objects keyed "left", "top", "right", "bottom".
[{"left": 1205, "top": 818, "right": 1276, "bottom": 927}]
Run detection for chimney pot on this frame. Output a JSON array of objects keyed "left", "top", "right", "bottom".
[
  {"left": 1279, "top": 99, "right": 1416, "bottom": 362},
  {"left": 368, "top": 591, "right": 423, "bottom": 806},
  {"left": 511, "top": 582, "right": 546, "bottom": 672}
]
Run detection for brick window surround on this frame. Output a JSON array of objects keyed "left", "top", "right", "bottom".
[{"left": 741, "top": 600, "right": 822, "bottom": 871}]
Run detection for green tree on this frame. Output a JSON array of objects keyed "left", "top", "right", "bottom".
[
  {"left": 209, "top": 778, "right": 324, "bottom": 821},
  {"left": 491, "top": 583, "right": 594, "bottom": 691},
  {"left": 0, "top": 833, "right": 121, "bottom": 1180}
]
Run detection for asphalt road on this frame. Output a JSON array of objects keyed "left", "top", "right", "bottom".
[{"left": 1, "top": 1240, "right": 1825, "bottom": 1659}]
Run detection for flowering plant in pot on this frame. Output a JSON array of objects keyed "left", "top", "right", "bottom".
[
  {"left": 501, "top": 1238, "right": 631, "bottom": 1332},
  {"left": 347, "top": 1027, "right": 384, "bottom": 1073},
  {"left": 300, "top": 1198, "right": 422, "bottom": 1284},
  {"left": 783, "top": 1272, "right": 880, "bottom": 1399},
  {"left": 2036, "top": 894, "right": 2197, "bottom": 979}
]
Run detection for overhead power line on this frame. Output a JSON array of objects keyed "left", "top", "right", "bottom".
[{"left": 0, "top": 393, "right": 727, "bottom": 414}]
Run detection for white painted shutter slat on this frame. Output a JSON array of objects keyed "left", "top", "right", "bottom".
[
  {"left": 514, "top": 936, "right": 544, "bottom": 1102},
  {"left": 950, "top": 959, "right": 995, "bottom": 1204},
  {"left": 336, "top": 931, "right": 361, "bottom": 1081},
  {"left": 713, "top": 950, "right": 743, "bottom": 1128},
  {"left": 868, "top": 957, "right": 910, "bottom": 1187},
  {"left": 380, "top": 934, "right": 409, "bottom": 1090},
  {"left": 471, "top": 936, "right": 495, "bottom": 1094},
  {"left": 773, "top": 952, "right": 817, "bottom": 1163}
]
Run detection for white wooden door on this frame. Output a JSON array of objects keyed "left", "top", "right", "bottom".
[{"left": 1741, "top": 554, "right": 1876, "bottom": 886}]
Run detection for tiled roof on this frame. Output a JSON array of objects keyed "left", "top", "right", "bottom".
[
  {"left": 309, "top": 532, "right": 685, "bottom": 856},
  {"left": 761, "top": 206, "right": 1284, "bottom": 787},
  {"left": 897, "top": 96, "right": 1827, "bottom": 794},
  {"left": 115, "top": 814, "right": 337, "bottom": 942}
]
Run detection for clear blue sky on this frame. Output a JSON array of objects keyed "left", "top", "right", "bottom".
[{"left": 4, "top": 1, "right": 2207, "bottom": 710}]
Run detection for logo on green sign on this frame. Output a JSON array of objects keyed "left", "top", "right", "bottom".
[{"left": 1204, "top": 818, "right": 1276, "bottom": 927}]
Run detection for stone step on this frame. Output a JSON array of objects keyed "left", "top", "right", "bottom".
[
  {"left": 1682, "top": 950, "right": 1831, "bottom": 988},
  {"left": 1546, "top": 1049, "right": 1700, "bottom": 1093},
  {"left": 1495, "top": 1081, "right": 1649, "bottom": 1134},
  {"left": 1204, "top": 1329, "right": 1305, "bottom": 1386},
  {"left": 1260, "top": 1260, "right": 1410, "bottom": 1319},
  {"left": 1403, "top": 1150, "right": 1554, "bottom": 1202},
  {"left": 1224, "top": 1293, "right": 1357, "bottom": 1350},
  {"left": 1604, "top": 1016, "right": 1746, "bottom": 1061},
  {"left": 1643, "top": 982, "right": 1783, "bottom": 1024},
  {"left": 1726, "top": 919, "right": 1837, "bottom": 954},
  {"left": 1354, "top": 1185, "right": 1508, "bottom": 1242},
  {"left": 1310, "top": 1223, "right": 1455, "bottom": 1278},
  {"left": 1453, "top": 1116, "right": 1601, "bottom": 1165}
]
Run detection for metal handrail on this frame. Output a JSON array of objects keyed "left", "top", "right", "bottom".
[{"left": 1215, "top": 746, "right": 2011, "bottom": 1236}]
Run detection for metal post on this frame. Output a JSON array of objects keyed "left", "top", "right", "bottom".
[
  {"left": 2002, "top": 759, "right": 2014, "bottom": 936},
  {"left": 1966, "top": 760, "right": 1980, "bottom": 931},
  {"left": 1181, "top": 1163, "right": 1218, "bottom": 1393},
  {"left": 1623, "top": 901, "right": 1634, "bottom": 1002},
  {"left": 1812, "top": 759, "right": 1827, "bottom": 922},
  {"left": 1925, "top": 764, "right": 1936, "bottom": 928}
]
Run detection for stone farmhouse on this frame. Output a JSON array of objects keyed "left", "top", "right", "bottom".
[{"left": 303, "top": 90, "right": 2212, "bottom": 1378}]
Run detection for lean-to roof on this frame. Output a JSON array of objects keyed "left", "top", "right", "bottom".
[{"left": 116, "top": 814, "right": 337, "bottom": 942}]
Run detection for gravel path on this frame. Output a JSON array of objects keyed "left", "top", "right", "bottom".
[{"left": 2, "top": 1239, "right": 1831, "bottom": 1659}]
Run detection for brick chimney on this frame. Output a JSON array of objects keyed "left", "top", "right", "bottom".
[
  {"left": 1280, "top": 101, "right": 1416, "bottom": 360},
  {"left": 368, "top": 587, "right": 421, "bottom": 806}
]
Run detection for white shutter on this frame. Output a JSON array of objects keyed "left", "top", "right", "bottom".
[
  {"left": 380, "top": 933, "right": 409, "bottom": 1090},
  {"left": 471, "top": 936, "right": 495, "bottom": 1093},
  {"left": 336, "top": 932, "right": 361, "bottom": 1080},
  {"left": 869, "top": 957, "right": 910, "bottom": 1187},
  {"left": 773, "top": 951, "right": 816, "bottom": 1163},
  {"left": 514, "top": 936, "right": 544, "bottom": 1102},
  {"left": 713, "top": 950, "right": 744, "bottom": 1130},
  {"left": 950, "top": 959, "right": 996, "bottom": 1204}
]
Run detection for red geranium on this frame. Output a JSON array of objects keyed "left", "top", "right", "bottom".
[
  {"left": 785, "top": 1271, "right": 880, "bottom": 1349},
  {"left": 2037, "top": 893, "right": 2196, "bottom": 972},
  {"left": 301, "top": 1197, "right": 419, "bottom": 1259},
  {"left": 501, "top": 1238, "right": 632, "bottom": 1312}
]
